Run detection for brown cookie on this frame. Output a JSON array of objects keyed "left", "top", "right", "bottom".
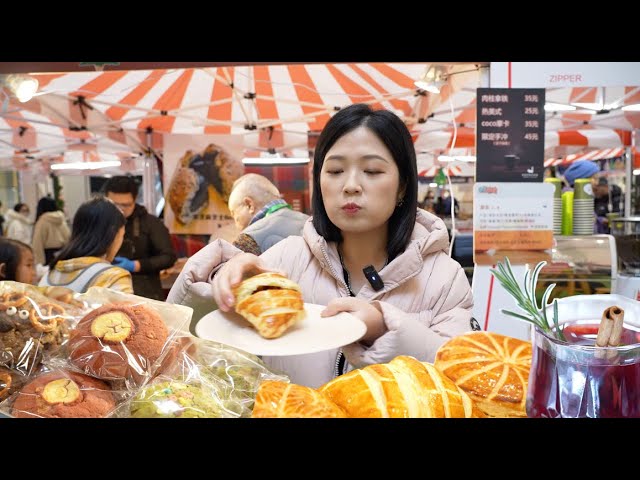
[
  {"left": 67, "top": 303, "right": 169, "bottom": 385},
  {"left": 0, "top": 293, "right": 68, "bottom": 374},
  {"left": 11, "top": 370, "right": 115, "bottom": 418}
]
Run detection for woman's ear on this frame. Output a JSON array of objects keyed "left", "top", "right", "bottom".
[{"left": 0, "top": 263, "right": 6, "bottom": 280}]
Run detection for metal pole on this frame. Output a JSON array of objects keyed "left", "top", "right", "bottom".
[
  {"left": 626, "top": 134, "right": 635, "bottom": 217},
  {"left": 143, "top": 130, "right": 156, "bottom": 214}
]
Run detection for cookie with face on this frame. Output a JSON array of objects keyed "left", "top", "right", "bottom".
[
  {"left": 11, "top": 370, "right": 115, "bottom": 418},
  {"left": 67, "top": 303, "right": 169, "bottom": 386},
  {"left": 0, "top": 292, "right": 68, "bottom": 374}
]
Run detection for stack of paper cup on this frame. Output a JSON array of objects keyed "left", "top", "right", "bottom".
[
  {"left": 573, "top": 178, "right": 595, "bottom": 235},
  {"left": 545, "top": 177, "right": 562, "bottom": 235},
  {"left": 562, "top": 190, "right": 574, "bottom": 235}
]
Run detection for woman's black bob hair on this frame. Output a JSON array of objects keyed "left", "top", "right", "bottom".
[
  {"left": 49, "top": 196, "right": 126, "bottom": 268},
  {"left": 311, "top": 103, "right": 418, "bottom": 261}
]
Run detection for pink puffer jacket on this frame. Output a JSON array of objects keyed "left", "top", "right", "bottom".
[{"left": 167, "top": 209, "right": 474, "bottom": 388}]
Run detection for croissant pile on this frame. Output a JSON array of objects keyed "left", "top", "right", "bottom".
[
  {"left": 232, "top": 272, "right": 305, "bottom": 339},
  {"left": 319, "top": 355, "right": 481, "bottom": 418}
]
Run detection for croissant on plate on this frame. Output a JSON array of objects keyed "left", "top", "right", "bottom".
[
  {"left": 319, "top": 355, "right": 482, "bottom": 418},
  {"left": 232, "top": 272, "right": 305, "bottom": 339}
]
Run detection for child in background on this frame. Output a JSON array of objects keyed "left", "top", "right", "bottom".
[{"left": 0, "top": 239, "right": 36, "bottom": 284}]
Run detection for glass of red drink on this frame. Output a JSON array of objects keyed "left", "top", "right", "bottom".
[{"left": 527, "top": 319, "right": 640, "bottom": 418}]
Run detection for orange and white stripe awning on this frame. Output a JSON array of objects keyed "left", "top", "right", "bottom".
[
  {"left": 418, "top": 165, "right": 463, "bottom": 177},
  {"left": 544, "top": 147, "right": 626, "bottom": 167},
  {"left": 5, "top": 64, "right": 433, "bottom": 153}
]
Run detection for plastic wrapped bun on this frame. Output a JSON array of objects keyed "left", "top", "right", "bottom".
[
  {"left": 3, "top": 369, "right": 117, "bottom": 418},
  {"left": 0, "top": 281, "right": 79, "bottom": 376},
  {"left": 67, "top": 303, "right": 169, "bottom": 386},
  {"left": 129, "top": 335, "right": 289, "bottom": 418},
  {"left": 130, "top": 379, "right": 226, "bottom": 418}
]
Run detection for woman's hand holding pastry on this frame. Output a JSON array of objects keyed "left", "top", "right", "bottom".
[
  {"left": 321, "top": 298, "right": 386, "bottom": 345},
  {"left": 212, "top": 253, "right": 280, "bottom": 312}
]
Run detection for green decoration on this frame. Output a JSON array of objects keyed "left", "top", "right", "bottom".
[{"left": 51, "top": 173, "right": 65, "bottom": 211}]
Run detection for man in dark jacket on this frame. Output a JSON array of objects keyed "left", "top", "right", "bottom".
[{"left": 104, "top": 176, "right": 177, "bottom": 300}]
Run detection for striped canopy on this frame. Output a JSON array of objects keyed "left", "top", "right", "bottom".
[
  {"left": 0, "top": 63, "right": 482, "bottom": 172},
  {"left": 2, "top": 65, "right": 639, "bottom": 176},
  {"left": 544, "top": 147, "right": 626, "bottom": 167}
]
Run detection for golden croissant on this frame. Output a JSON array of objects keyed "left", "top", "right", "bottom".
[
  {"left": 252, "top": 380, "right": 346, "bottom": 418},
  {"left": 320, "top": 355, "right": 482, "bottom": 418},
  {"left": 233, "top": 272, "right": 305, "bottom": 339}
]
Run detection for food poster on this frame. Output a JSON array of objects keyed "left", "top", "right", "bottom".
[{"left": 163, "top": 134, "right": 244, "bottom": 240}]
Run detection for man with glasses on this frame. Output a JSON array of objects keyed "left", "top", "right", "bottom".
[{"left": 104, "top": 176, "right": 177, "bottom": 300}]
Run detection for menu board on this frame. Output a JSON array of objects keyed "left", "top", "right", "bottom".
[
  {"left": 476, "top": 88, "right": 545, "bottom": 182},
  {"left": 473, "top": 182, "right": 554, "bottom": 254}
]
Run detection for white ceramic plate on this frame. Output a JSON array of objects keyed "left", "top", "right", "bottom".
[{"left": 195, "top": 303, "right": 366, "bottom": 356}]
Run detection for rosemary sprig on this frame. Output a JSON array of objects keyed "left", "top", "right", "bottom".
[{"left": 490, "top": 257, "right": 566, "bottom": 341}]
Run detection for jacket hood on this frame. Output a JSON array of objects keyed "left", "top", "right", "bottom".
[
  {"left": 303, "top": 209, "right": 450, "bottom": 291},
  {"left": 38, "top": 210, "right": 66, "bottom": 225},
  {"left": 6, "top": 209, "right": 32, "bottom": 225}
]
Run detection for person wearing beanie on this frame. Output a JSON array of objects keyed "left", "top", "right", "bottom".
[{"left": 562, "top": 160, "right": 600, "bottom": 188}]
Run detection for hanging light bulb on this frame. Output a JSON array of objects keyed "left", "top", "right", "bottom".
[
  {"left": 414, "top": 65, "right": 447, "bottom": 94},
  {"left": 2, "top": 74, "right": 39, "bottom": 102}
]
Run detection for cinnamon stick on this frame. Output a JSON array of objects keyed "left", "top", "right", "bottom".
[{"left": 595, "top": 306, "right": 625, "bottom": 359}]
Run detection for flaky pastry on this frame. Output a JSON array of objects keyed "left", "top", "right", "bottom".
[{"left": 232, "top": 272, "right": 304, "bottom": 339}]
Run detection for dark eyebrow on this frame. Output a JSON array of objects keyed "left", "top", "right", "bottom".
[{"left": 325, "top": 154, "right": 389, "bottom": 163}]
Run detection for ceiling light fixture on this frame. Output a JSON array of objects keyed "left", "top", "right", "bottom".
[
  {"left": 414, "top": 65, "right": 447, "bottom": 94},
  {"left": 622, "top": 103, "right": 640, "bottom": 112},
  {"left": 1, "top": 74, "right": 39, "bottom": 102},
  {"left": 242, "top": 153, "right": 310, "bottom": 165},
  {"left": 51, "top": 160, "right": 122, "bottom": 171},
  {"left": 544, "top": 102, "right": 577, "bottom": 112},
  {"left": 438, "top": 155, "right": 476, "bottom": 163}
]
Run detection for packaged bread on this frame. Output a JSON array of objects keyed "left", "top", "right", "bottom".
[
  {"left": 139, "top": 335, "right": 289, "bottom": 418},
  {"left": 232, "top": 272, "right": 305, "bottom": 339},
  {"left": 252, "top": 380, "right": 346, "bottom": 418},
  {"left": 0, "top": 282, "right": 79, "bottom": 376},
  {"left": 319, "top": 355, "right": 481, "bottom": 418},
  {"left": 62, "top": 287, "right": 192, "bottom": 390},
  {"left": 434, "top": 331, "right": 532, "bottom": 418},
  {"left": 6, "top": 369, "right": 117, "bottom": 418},
  {"left": 67, "top": 303, "right": 169, "bottom": 386}
]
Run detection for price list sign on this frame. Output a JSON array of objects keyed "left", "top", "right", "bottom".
[{"left": 476, "top": 88, "right": 545, "bottom": 182}]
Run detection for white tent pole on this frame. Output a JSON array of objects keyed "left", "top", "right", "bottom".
[
  {"left": 143, "top": 129, "right": 156, "bottom": 214},
  {"left": 87, "top": 98, "right": 165, "bottom": 114},
  {"left": 167, "top": 97, "right": 234, "bottom": 114},
  {"left": 628, "top": 131, "right": 637, "bottom": 216}
]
